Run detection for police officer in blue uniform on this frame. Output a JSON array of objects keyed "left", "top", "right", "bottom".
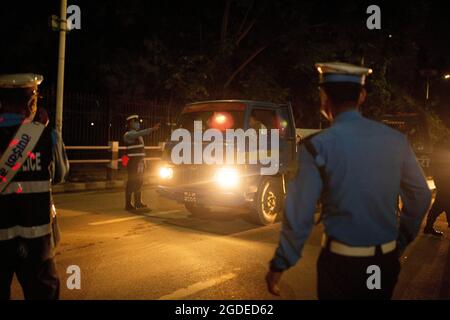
[
  {"left": 124, "top": 115, "right": 160, "bottom": 212},
  {"left": 266, "top": 62, "right": 432, "bottom": 299},
  {"left": 424, "top": 138, "right": 450, "bottom": 236},
  {"left": 0, "top": 74, "right": 69, "bottom": 300}
]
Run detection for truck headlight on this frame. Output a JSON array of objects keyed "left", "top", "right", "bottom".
[
  {"left": 215, "top": 167, "right": 239, "bottom": 188},
  {"left": 159, "top": 166, "right": 174, "bottom": 179}
]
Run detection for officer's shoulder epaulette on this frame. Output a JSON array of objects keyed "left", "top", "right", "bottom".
[
  {"left": 296, "top": 133, "right": 321, "bottom": 162},
  {"left": 297, "top": 131, "right": 323, "bottom": 147},
  {"left": 300, "top": 131, "right": 322, "bottom": 143}
]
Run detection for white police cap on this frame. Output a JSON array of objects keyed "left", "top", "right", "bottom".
[
  {"left": 0, "top": 73, "right": 43, "bottom": 88},
  {"left": 315, "top": 62, "right": 372, "bottom": 85},
  {"left": 126, "top": 114, "right": 139, "bottom": 121}
]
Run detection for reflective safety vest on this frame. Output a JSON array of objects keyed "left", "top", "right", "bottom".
[
  {"left": 124, "top": 131, "right": 146, "bottom": 158},
  {"left": 0, "top": 124, "right": 53, "bottom": 241}
]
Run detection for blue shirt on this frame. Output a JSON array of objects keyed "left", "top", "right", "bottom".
[{"left": 271, "top": 110, "right": 432, "bottom": 271}]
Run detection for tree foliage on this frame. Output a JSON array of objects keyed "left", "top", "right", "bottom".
[{"left": 0, "top": 0, "right": 449, "bottom": 131}]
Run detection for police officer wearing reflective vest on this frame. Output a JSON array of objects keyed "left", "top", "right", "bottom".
[
  {"left": 0, "top": 74, "right": 69, "bottom": 300},
  {"left": 124, "top": 115, "right": 160, "bottom": 212},
  {"left": 266, "top": 62, "right": 432, "bottom": 299}
]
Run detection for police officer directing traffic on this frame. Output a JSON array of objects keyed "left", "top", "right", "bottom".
[
  {"left": 124, "top": 115, "right": 160, "bottom": 212},
  {"left": 266, "top": 62, "right": 432, "bottom": 299},
  {"left": 0, "top": 74, "right": 69, "bottom": 300}
]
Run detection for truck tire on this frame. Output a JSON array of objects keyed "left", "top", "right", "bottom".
[
  {"left": 185, "top": 203, "right": 210, "bottom": 217},
  {"left": 251, "top": 177, "right": 284, "bottom": 225}
]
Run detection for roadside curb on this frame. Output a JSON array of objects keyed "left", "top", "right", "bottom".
[
  {"left": 52, "top": 180, "right": 124, "bottom": 193},
  {"left": 52, "top": 177, "right": 157, "bottom": 194}
]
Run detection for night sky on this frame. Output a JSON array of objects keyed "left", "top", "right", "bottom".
[{"left": 1, "top": 0, "right": 449, "bottom": 128}]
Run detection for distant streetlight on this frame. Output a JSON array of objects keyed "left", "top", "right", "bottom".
[
  {"left": 420, "top": 69, "right": 437, "bottom": 100},
  {"left": 419, "top": 69, "right": 449, "bottom": 100}
]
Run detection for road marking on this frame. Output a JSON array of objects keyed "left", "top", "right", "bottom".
[
  {"left": 89, "top": 216, "right": 144, "bottom": 226},
  {"left": 88, "top": 210, "right": 182, "bottom": 226},
  {"left": 158, "top": 273, "right": 236, "bottom": 300},
  {"left": 147, "top": 210, "right": 181, "bottom": 216}
]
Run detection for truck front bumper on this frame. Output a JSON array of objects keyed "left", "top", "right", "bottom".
[{"left": 156, "top": 185, "right": 253, "bottom": 208}]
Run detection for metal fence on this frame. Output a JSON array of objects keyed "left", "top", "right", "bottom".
[
  {"left": 64, "top": 142, "right": 164, "bottom": 182},
  {"left": 38, "top": 89, "right": 180, "bottom": 181},
  {"left": 41, "top": 88, "right": 178, "bottom": 147}
]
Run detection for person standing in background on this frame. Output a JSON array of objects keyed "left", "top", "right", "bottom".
[
  {"left": 123, "top": 115, "right": 160, "bottom": 212},
  {"left": 424, "top": 139, "right": 450, "bottom": 236}
]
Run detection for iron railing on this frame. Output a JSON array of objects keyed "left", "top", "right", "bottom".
[{"left": 65, "top": 142, "right": 164, "bottom": 164}]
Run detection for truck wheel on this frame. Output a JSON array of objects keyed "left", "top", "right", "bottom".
[
  {"left": 252, "top": 177, "right": 283, "bottom": 225},
  {"left": 185, "top": 203, "right": 210, "bottom": 217}
]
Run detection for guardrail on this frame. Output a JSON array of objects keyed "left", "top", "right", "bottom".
[{"left": 65, "top": 141, "right": 165, "bottom": 180}]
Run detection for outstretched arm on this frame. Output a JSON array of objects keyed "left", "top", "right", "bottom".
[{"left": 124, "top": 123, "right": 160, "bottom": 144}]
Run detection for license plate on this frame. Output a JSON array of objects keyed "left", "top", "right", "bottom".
[
  {"left": 184, "top": 191, "right": 197, "bottom": 203},
  {"left": 418, "top": 156, "right": 431, "bottom": 168}
]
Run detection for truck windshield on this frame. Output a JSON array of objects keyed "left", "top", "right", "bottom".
[{"left": 178, "top": 103, "right": 245, "bottom": 132}]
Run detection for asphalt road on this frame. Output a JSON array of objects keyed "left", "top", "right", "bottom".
[{"left": 10, "top": 187, "right": 450, "bottom": 300}]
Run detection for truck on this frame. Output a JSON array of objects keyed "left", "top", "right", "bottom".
[
  {"left": 156, "top": 104, "right": 436, "bottom": 225},
  {"left": 156, "top": 100, "right": 299, "bottom": 225}
]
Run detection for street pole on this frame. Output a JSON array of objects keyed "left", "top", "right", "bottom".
[
  {"left": 420, "top": 69, "right": 437, "bottom": 103},
  {"left": 56, "top": 0, "right": 67, "bottom": 134}
]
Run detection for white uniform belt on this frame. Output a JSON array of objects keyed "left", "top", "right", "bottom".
[
  {"left": 0, "top": 224, "right": 52, "bottom": 241},
  {"left": 321, "top": 234, "right": 397, "bottom": 257},
  {"left": 127, "top": 153, "right": 146, "bottom": 157},
  {"left": 1, "top": 180, "right": 50, "bottom": 195},
  {"left": 126, "top": 144, "right": 144, "bottom": 150}
]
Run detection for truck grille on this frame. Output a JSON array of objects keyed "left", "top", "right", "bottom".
[{"left": 175, "top": 166, "right": 214, "bottom": 185}]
